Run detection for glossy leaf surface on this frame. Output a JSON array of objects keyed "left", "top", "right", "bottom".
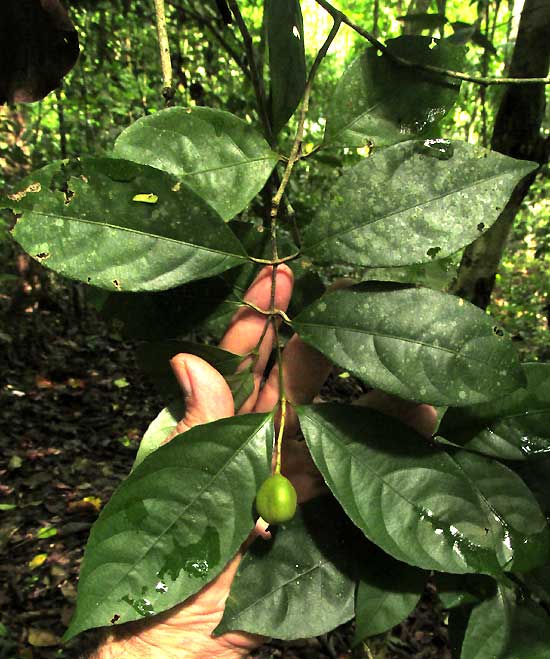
[
  {"left": 449, "top": 450, "right": 550, "bottom": 573},
  {"left": 293, "top": 283, "right": 524, "bottom": 406},
  {"left": 65, "top": 413, "right": 273, "bottom": 639},
  {"left": 265, "top": 0, "right": 306, "bottom": 135},
  {"left": 8, "top": 158, "right": 247, "bottom": 292},
  {"left": 462, "top": 584, "right": 550, "bottom": 659},
  {"left": 302, "top": 141, "right": 537, "bottom": 267},
  {"left": 298, "top": 404, "right": 505, "bottom": 574},
  {"left": 113, "top": 107, "right": 278, "bottom": 221},
  {"left": 439, "top": 363, "right": 550, "bottom": 460},
  {"left": 324, "top": 37, "right": 465, "bottom": 148},
  {"left": 355, "top": 548, "right": 427, "bottom": 642},
  {"left": 215, "top": 496, "right": 356, "bottom": 639}
]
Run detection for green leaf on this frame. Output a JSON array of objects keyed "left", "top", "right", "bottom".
[
  {"left": 438, "top": 363, "right": 550, "bottom": 460},
  {"left": 98, "top": 221, "right": 270, "bottom": 341},
  {"left": 449, "top": 450, "right": 550, "bottom": 573},
  {"left": 355, "top": 548, "right": 427, "bottom": 642},
  {"left": 324, "top": 36, "right": 465, "bottom": 148},
  {"left": 113, "top": 107, "right": 278, "bottom": 221},
  {"left": 215, "top": 496, "right": 356, "bottom": 639},
  {"left": 133, "top": 401, "right": 184, "bottom": 470},
  {"left": 64, "top": 413, "right": 273, "bottom": 639},
  {"left": 265, "top": 0, "right": 306, "bottom": 136},
  {"left": 293, "top": 283, "right": 525, "bottom": 407},
  {"left": 360, "top": 252, "right": 461, "bottom": 292},
  {"left": 302, "top": 141, "right": 538, "bottom": 268},
  {"left": 432, "top": 573, "right": 491, "bottom": 609},
  {"left": 8, "top": 158, "right": 248, "bottom": 292},
  {"left": 298, "top": 403, "right": 504, "bottom": 574},
  {"left": 462, "top": 584, "right": 550, "bottom": 659},
  {"left": 510, "top": 456, "right": 550, "bottom": 516},
  {"left": 300, "top": 405, "right": 548, "bottom": 576}
]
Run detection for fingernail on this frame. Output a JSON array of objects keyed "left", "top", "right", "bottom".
[{"left": 171, "top": 357, "right": 193, "bottom": 398}]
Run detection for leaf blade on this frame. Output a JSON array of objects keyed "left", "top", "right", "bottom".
[
  {"left": 297, "top": 403, "right": 502, "bottom": 574},
  {"left": 113, "top": 107, "right": 278, "bottom": 221},
  {"left": 266, "top": 0, "right": 307, "bottom": 135},
  {"left": 8, "top": 158, "right": 248, "bottom": 292},
  {"left": 324, "top": 36, "right": 465, "bottom": 149},
  {"left": 65, "top": 413, "right": 273, "bottom": 639},
  {"left": 302, "top": 141, "right": 538, "bottom": 268},
  {"left": 216, "top": 496, "right": 356, "bottom": 639},
  {"left": 293, "top": 283, "right": 524, "bottom": 407}
]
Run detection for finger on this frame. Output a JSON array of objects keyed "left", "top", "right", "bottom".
[
  {"left": 255, "top": 334, "right": 332, "bottom": 436},
  {"left": 355, "top": 390, "right": 438, "bottom": 438},
  {"left": 165, "top": 353, "right": 234, "bottom": 441},
  {"left": 219, "top": 265, "right": 293, "bottom": 414}
]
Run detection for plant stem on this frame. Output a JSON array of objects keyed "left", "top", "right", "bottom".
[
  {"left": 314, "top": 0, "right": 550, "bottom": 87},
  {"left": 265, "top": 16, "right": 342, "bottom": 473},
  {"left": 248, "top": 250, "right": 301, "bottom": 266},
  {"left": 153, "top": 0, "right": 175, "bottom": 105},
  {"left": 274, "top": 317, "right": 287, "bottom": 475},
  {"left": 270, "top": 16, "right": 342, "bottom": 222}
]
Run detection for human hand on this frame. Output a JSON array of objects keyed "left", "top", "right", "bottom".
[
  {"left": 91, "top": 266, "right": 438, "bottom": 659},
  {"left": 90, "top": 265, "right": 332, "bottom": 659}
]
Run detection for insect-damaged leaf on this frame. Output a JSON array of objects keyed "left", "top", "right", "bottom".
[{"left": 6, "top": 157, "right": 248, "bottom": 292}]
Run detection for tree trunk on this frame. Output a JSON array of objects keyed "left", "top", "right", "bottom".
[{"left": 451, "top": 0, "right": 550, "bottom": 309}]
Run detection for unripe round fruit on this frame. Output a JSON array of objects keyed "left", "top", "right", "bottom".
[{"left": 255, "top": 473, "right": 297, "bottom": 524}]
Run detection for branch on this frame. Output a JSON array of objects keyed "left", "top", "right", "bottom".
[
  {"left": 271, "top": 16, "right": 342, "bottom": 221},
  {"left": 153, "top": 0, "right": 175, "bottom": 105},
  {"left": 314, "top": 0, "right": 550, "bottom": 87}
]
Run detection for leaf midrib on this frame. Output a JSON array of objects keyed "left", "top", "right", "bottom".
[
  {"left": 301, "top": 409, "right": 484, "bottom": 565},
  {"left": 305, "top": 166, "right": 518, "bottom": 253},
  {"left": 17, "top": 209, "right": 247, "bottom": 260},
  {"left": 80, "top": 415, "right": 272, "bottom": 615},
  {"left": 295, "top": 317, "right": 504, "bottom": 371},
  {"left": 118, "top": 126, "right": 277, "bottom": 177}
]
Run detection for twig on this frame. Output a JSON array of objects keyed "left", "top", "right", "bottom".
[
  {"left": 314, "top": 0, "right": 550, "bottom": 87},
  {"left": 153, "top": 0, "right": 175, "bottom": 105},
  {"left": 241, "top": 301, "right": 292, "bottom": 325},
  {"left": 271, "top": 16, "right": 342, "bottom": 221}
]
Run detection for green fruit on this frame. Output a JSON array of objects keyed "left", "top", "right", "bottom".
[{"left": 255, "top": 473, "right": 297, "bottom": 524}]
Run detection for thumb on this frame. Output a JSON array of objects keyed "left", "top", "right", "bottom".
[{"left": 167, "top": 353, "right": 235, "bottom": 438}]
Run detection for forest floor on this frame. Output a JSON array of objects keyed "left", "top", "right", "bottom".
[{"left": 0, "top": 286, "right": 451, "bottom": 659}]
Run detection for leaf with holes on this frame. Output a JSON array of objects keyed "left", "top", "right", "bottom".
[
  {"left": 113, "top": 107, "right": 278, "bottom": 221},
  {"left": 7, "top": 158, "right": 248, "bottom": 292},
  {"left": 324, "top": 36, "right": 465, "bottom": 148},
  {"left": 302, "top": 141, "right": 537, "bottom": 268},
  {"left": 64, "top": 413, "right": 273, "bottom": 640},
  {"left": 293, "top": 283, "right": 524, "bottom": 407}
]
